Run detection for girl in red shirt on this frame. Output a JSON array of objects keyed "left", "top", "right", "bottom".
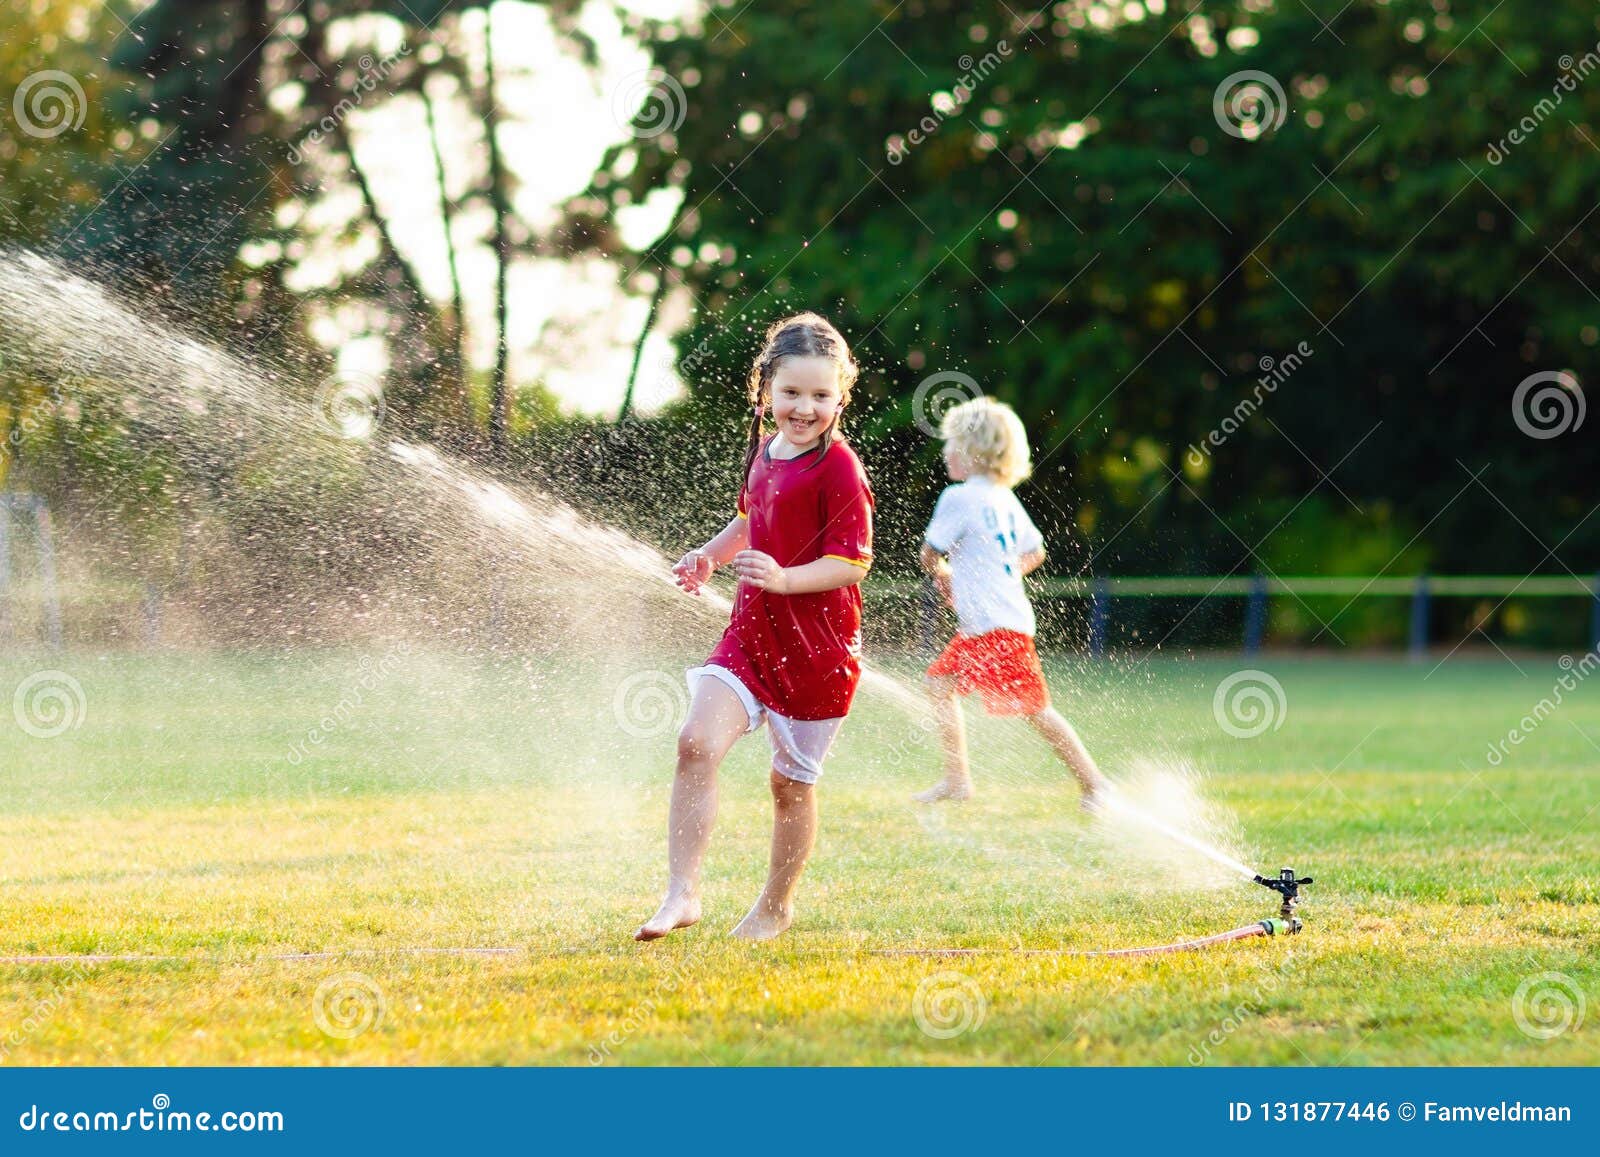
[{"left": 636, "top": 313, "right": 874, "bottom": 942}]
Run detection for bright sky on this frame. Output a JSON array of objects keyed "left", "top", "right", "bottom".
[{"left": 279, "top": 0, "right": 694, "bottom": 415}]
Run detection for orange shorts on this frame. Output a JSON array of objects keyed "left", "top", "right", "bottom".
[{"left": 926, "top": 629, "right": 1050, "bottom": 717}]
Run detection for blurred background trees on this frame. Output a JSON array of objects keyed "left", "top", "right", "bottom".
[{"left": 2, "top": 0, "right": 1596, "bottom": 647}]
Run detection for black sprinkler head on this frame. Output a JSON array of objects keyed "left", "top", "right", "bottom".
[{"left": 1254, "top": 867, "right": 1313, "bottom": 925}]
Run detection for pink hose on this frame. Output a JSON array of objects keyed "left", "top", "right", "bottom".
[{"left": 875, "top": 920, "right": 1277, "bottom": 959}]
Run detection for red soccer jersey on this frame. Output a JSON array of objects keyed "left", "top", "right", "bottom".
[{"left": 704, "top": 436, "right": 875, "bottom": 720}]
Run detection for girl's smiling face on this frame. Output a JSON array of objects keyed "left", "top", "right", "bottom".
[{"left": 770, "top": 355, "right": 845, "bottom": 449}]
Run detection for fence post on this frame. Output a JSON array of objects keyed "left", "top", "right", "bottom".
[
  {"left": 1591, "top": 572, "right": 1599, "bottom": 655},
  {"left": 487, "top": 573, "right": 505, "bottom": 649},
  {"left": 0, "top": 497, "right": 10, "bottom": 640},
  {"left": 1409, "top": 573, "right": 1430, "bottom": 660},
  {"left": 1089, "top": 578, "right": 1110, "bottom": 658},
  {"left": 142, "top": 581, "right": 163, "bottom": 648},
  {"left": 1243, "top": 573, "right": 1268, "bottom": 654},
  {"left": 32, "top": 497, "right": 63, "bottom": 652}
]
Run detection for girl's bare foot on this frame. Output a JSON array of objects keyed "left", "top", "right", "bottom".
[
  {"left": 634, "top": 893, "right": 702, "bottom": 941},
  {"left": 913, "top": 780, "right": 973, "bottom": 804},
  {"left": 730, "top": 900, "right": 792, "bottom": 941}
]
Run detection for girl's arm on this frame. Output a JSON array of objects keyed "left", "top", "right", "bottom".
[
  {"left": 732, "top": 552, "right": 867, "bottom": 595},
  {"left": 673, "top": 515, "right": 750, "bottom": 594},
  {"left": 701, "top": 515, "right": 751, "bottom": 565},
  {"left": 1018, "top": 547, "right": 1046, "bottom": 576}
]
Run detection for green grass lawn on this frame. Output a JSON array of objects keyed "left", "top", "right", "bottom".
[{"left": 1, "top": 648, "right": 1596, "bottom": 1065}]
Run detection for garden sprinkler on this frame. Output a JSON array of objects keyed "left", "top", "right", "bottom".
[{"left": 1253, "top": 867, "right": 1313, "bottom": 933}]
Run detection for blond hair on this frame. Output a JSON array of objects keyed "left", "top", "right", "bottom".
[{"left": 940, "top": 397, "right": 1032, "bottom": 487}]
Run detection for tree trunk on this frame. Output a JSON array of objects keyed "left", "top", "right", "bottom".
[
  {"left": 619, "top": 273, "right": 668, "bottom": 422},
  {"left": 422, "top": 71, "right": 471, "bottom": 431},
  {"left": 481, "top": 5, "right": 513, "bottom": 452},
  {"left": 301, "top": 17, "right": 447, "bottom": 437}
]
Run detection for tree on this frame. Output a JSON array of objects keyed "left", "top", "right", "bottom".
[{"left": 582, "top": 0, "right": 1599, "bottom": 600}]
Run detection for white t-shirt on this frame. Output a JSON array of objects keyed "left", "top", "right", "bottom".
[{"left": 923, "top": 475, "right": 1045, "bottom": 637}]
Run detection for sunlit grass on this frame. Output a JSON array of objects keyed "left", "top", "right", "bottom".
[{"left": 1, "top": 650, "right": 1596, "bottom": 1064}]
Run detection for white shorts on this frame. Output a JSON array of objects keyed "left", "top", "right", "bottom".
[{"left": 686, "top": 665, "right": 844, "bottom": 785}]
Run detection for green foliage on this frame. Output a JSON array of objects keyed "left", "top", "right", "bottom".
[{"left": 587, "top": 0, "right": 1600, "bottom": 610}]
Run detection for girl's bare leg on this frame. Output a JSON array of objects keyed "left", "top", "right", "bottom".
[
  {"left": 915, "top": 674, "right": 972, "bottom": 802},
  {"left": 635, "top": 677, "right": 750, "bottom": 940},
  {"left": 731, "top": 770, "right": 817, "bottom": 940},
  {"left": 1025, "top": 705, "right": 1109, "bottom": 806}
]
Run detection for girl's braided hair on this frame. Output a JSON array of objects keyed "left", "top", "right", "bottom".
[{"left": 742, "top": 312, "right": 860, "bottom": 484}]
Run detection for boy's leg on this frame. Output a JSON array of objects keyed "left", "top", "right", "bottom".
[
  {"left": 915, "top": 673, "right": 973, "bottom": 802},
  {"left": 731, "top": 769, "right": 817, "bottom": 941},
  {"left": 635, "top": 675, "right": 751, "bottom": 940},
  {"left": 1025, "top": 706, "right": 1109, "bottom": 804}
]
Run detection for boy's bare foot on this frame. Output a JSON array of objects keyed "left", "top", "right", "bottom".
[
  {"left": 913, "top": 780, "right": 973, "bottom": 804},
  {"left": 634, "top": 893, "right": 702, "bottom": 941},
  {"left": 1079, "top": 778, "right": 1114, "bottom": 817},
  {"left": 730, "top": 901, "right": 792, "bottom": 941}
]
